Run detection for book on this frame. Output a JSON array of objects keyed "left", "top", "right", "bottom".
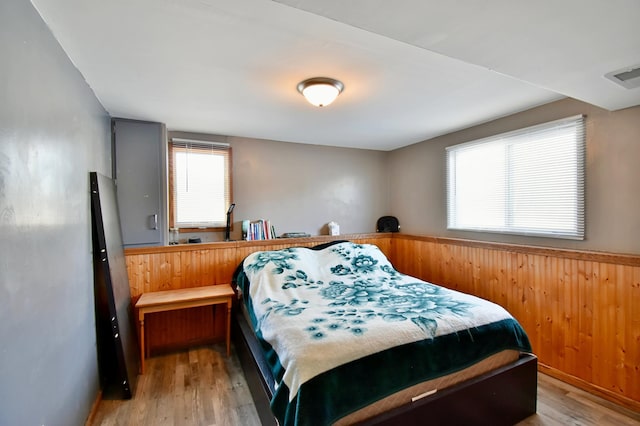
[
  {"left": 280, "top": 232, "right": 310, "bottom": 238},
  {"left": 245, "top": 219, "right": 276, "bottom": 241}
]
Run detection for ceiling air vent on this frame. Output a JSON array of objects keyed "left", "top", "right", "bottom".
[{"left": 605, "top": 65, "right": 640, "bottom": 89}]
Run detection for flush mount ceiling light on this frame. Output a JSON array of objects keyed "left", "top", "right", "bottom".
[{"left": 297, "top": 77, "right": 344, "bottom": 107}]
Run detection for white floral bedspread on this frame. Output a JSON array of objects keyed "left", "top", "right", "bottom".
[{"left": 239, "top": 242, "right": 530, "bottom": 415}]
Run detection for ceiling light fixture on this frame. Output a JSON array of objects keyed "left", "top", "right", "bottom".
[{"left": 297, "top": 77, "right": 344, "bottom": 107}]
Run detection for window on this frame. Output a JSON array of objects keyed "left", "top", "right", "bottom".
[
  {"left": 169, "top": 138, "right": 231, "bottom": 231},
  {"left": 446, "top": 115, "right": 585, "bottom": 239}
]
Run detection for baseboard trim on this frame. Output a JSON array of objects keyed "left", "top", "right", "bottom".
[
  {"left": 84, "top": 389, "right": 103, "bottom": 426},
  {"left": 539, "top": 363, "right": 640, "bottom": 413}
]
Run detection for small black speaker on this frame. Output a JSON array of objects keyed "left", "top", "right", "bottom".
[{"left": 376, "top": 216, "right": 400, "bottom": 233}]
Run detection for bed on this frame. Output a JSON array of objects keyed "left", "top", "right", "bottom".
[{"left": 232, "top": 241, "right": 537, "bottom": 425}]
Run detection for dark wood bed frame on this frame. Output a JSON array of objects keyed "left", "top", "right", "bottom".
[{"left": 233, "top": 310, "right": 538, "bottom": 426}]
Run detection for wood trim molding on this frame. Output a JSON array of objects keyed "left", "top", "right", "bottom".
[
  {"left": 124, "top": 233, "right": 389, "bottom": 255},
  {"left": 539, "top": 363, "right": 640, "bottom": 413},
  {"left": 126, "top": 232, "right": 640, "bottom": 266},
  {"left": 392, "top": 234, "right": 640, "bottom": 267},
  {"left": 84, "top": 390, "right": 102, "bottom": 426}
]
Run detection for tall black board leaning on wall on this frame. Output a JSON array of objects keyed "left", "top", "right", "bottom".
[{"left": 90, "top": 171, "right": 138, "bottom": 399}]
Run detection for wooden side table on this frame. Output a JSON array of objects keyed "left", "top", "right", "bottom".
[{"left": 135, "top": 284, "right": 234, "bottom": 374}]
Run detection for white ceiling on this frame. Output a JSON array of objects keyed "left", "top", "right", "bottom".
[{"left": 32, "top": 0, "right": 639, "bottom": 151}]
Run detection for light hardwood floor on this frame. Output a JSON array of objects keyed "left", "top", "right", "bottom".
[{"left": 91, "top": 345, "right": 640, "bottom": 426}]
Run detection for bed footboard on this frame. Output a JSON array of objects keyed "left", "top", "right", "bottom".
[
  {"left": 363, "top": 353, "right": 537, "bottom": 425},
  {"left": 233, "top": 310, "right": 537, "bottom": 426}
]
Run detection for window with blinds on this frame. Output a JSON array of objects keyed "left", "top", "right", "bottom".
[
  {"left": 169, "top": 138, "right": 232, "bottom": 230},
  {"left": 446, "top": 115, "right": 585, "bottom": 239}
]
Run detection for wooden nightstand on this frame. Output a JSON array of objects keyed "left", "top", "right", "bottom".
[{"left": 135, "top": 284, "right": 234, "bottom": 374}]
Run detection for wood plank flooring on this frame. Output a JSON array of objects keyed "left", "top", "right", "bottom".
[
  {"left": 91, "top": 344, "right": 260, "bottom": 426},
  {"left": 90, "top": 345, "right": 640, "bottom": 426}
]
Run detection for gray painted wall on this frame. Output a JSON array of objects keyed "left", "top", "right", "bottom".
[
  {"left": 388, "top": 98, "right": 640, "bottom": 255},
  {"left": 231, "top": 136, "right": 389, "bottom": 238},
  {"left": 0, "top": 1, "right": 111, "bottom": 425},
  {"left": 1, "top": 4, "right": 637, "bottom": 425},
  {"left": 171, "top": 132, "right": 390, "bottom": 242}
]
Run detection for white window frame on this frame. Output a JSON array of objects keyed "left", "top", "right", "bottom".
[{"left": 446, "top": 115, "right": 585, "bottom": 240}]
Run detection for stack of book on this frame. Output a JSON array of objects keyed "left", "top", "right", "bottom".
[{"left": 243, "top": 219, "right": 276, "bottom": 241}]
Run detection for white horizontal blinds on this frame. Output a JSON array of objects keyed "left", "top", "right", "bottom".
[
  {"left": 170, "top": 139, "right": 230, "bottom": 228},
  {"left": 447, "top": 115, "right": 585, "bottom": 239},
  {"left": 447, "top": 141, "right": 506, "bottom": 230}
]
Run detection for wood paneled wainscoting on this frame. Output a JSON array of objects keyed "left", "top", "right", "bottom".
[
  {"left": 123, "top": 234, "right": 391, "bottom": 356},
  {"left": 389, "top": 234, "right": 640, "bottom": 412},
  {"left": 124, "top": 233, "right": 639, "bottom": 412}
]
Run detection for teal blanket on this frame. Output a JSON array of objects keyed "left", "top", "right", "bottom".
[{"left": 236, "top": 242, "right": 531, "bottom": 425}]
